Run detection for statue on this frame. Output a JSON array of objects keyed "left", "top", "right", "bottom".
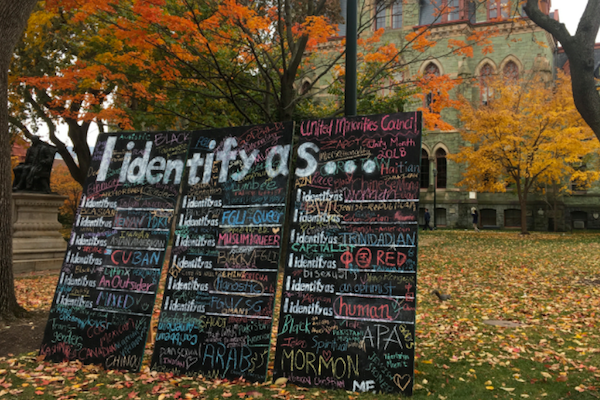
[{"left": 12, "top": 136, "right": 57, "bottom": 193}]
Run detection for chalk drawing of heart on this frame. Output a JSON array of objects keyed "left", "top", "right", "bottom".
[
  {"left": 322, "top": 350, "right": 332, "bottom": 362},
  {"left": 186, "top": 357, "right": 198, "bottom": 369},
  {"left": 393, "top": 374, "right": 411, "bottom": 391},
  {"left": 272, "top": 228, "right": 280, "bottom": 234}
]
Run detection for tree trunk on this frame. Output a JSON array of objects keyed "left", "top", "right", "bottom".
[
  {"left": 553, "top": 184, "right": 558, "bottom": 232},
  {"left": 0, "top": 0, "right": 39, "bottom": 321},
  {"left": 516, "top": 184, "right": 529, "bottom": 235}
]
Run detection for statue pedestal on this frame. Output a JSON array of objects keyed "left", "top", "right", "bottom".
[{"left": 12, "top": 192, "right": 68, "bottom": 274}]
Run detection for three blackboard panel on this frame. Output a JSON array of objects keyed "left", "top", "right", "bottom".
[
  {"left": 40, "top": 131, "right": 189, "bottom": 370},
  {"left": 273, "top": 113, "right": 422, "bottom": 394},
  {"left": 151, "top": 122, "right": 294, "bottom": 381}
]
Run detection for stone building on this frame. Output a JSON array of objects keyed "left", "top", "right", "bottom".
[{"left": 326, "top": 0, "right": 600, "bottom": 231}]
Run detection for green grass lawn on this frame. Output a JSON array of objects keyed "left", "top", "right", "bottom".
[{"left": 2, "top": 230, "right": 599, "bottom": 399}]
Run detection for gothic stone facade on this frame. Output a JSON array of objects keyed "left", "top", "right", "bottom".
[{"left": 323, "top": 0, "right": 600, "bottom": 231}]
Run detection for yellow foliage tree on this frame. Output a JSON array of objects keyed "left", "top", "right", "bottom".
[{"left": 450, "top": 71, "right": 600, "bottom": 234}]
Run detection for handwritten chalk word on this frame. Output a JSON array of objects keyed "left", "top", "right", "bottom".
[
  {"left": 363, "top": 324, "right": 405, "bottom": 351},
  {"left": 155, "top": 331, "right": 199, "bottom": 346},
  {"left": 278, "top": 314, "right": 311, "bottom": 335},
  {"left": 333, "top": 296, "right": 395, "bottom": 321},
  {"left": 353, "top": 380, "right": 376, "bottom": 392},
  {"left": 339, "top": 232, "right": 416, "bottom": 247},
  {"left": 217, "top": 232, "right": 280, "bottom": 247},
  {"left": 167, "top": 277, "right": 209, "bottom": 291},
  {"left": 282, "top": 298, "right": 333, "bottom": 316},
  {"left": 97, "top": 137, "right": 291, "bottom": 185},
  {"left": 108, "top": 250, "right": 161, "bottom": 267},
  {"left": 285, "top": 277, "right": 334, "bottom": 293},
  {"left": 106, "top": 354, "right": 140, "bottom": 370},
  {"left": 56, "top": 294, "right": 93, "bottom": 309},
  {"left": 213, "top": 276, "right": 264, "bottom": 295},
  {"left": 198, "top": 343, "right": 253, "bottom": 374},
  {"left": 98, "top": 275, "right": 155, "bottom": 292},
  {"left": 279, "top": 349, "right": 359, "bottom": 380},
  {"left": 172, "top": 255, "right": 213, "bottom": 269},
  {"left": 181, "top": 195, "right": 222, "bottom": 208},
  {"left": 210, "top": 296, "right": 264, "bottom": 314},
  {"left": 175, "top": 235, "right": 216, "bottom": 247},
  {"left": 289, "top": 254, "right": 337, "bottom": 269}
]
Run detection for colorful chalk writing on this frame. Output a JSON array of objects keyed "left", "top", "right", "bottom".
[
  {"left": 40, "top": 132, "right": 188, "bottom": 371},
  {"left": 151, "top": 122, "right": 294, "bottom": 382},
  {"left": 274, "top": 113, "right": 422, "bottom": 395}
]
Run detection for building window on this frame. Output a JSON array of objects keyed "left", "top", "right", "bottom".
[
  {"left": 375, "top": 0, "right": 387, "bottom": 30},
  {"left": 435, "top": 0, "right": 460, "bottom": 23},
  {"left": 504, "top": 209, "right": 521, "bottom": 227},
  {"left": 480, "top": 209, "right": 497, "bottom": 227},
  {"left": 425, "top": 62, "right": 440, "bottom": 76},
  {"left": 435, "top": 148, "right": 447, "bottom": 189},
  {"left": 480, "top": 63, "right": 494, "bottom": 105},
  {"left": 375, "top": 0, "right": 402, "bottom": 30},
  {"left": 420, "top": 0, "right": 466, "bottom": 25},
  {"left": 420, "top": 149, "right": 430, "bottom": 189},
  {"left": 571, "top": 211, "right": 587, "bottom": 229},
  {"left": 338, "top": 0, "right": 347, "bottom": 36},
  {"left": 446, "top": 0, "right": 460, "bottom": 21},
  {"left": 424, "top": 63, "right": 440, "bottom": 111},
  {"left": 392, "top": 0, "right": 402, "bottom": 29},
  {"left": 503, "top": 60, "right": 519, "bottom": 80},
  {"left": 488, "top": 0, "right": 509, "bottom": 20},
  {"left": 435, "top": 208, "right": 447, "bottom": 226}
]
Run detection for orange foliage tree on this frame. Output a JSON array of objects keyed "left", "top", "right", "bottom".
[
  {"left": 50, "top": 163, "right": 82, "bottom": 226},
  {"left": 21, "top": 0, "right": 503, "bottom": 128},
  {"left": 450, "top": 72, "right": 600, "bottom": 234}
]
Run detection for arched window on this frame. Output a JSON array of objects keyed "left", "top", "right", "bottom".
[
  {"left": 435, "top": 148, "right": 447, "bottom": 189},
  {"left": 503, "top": 61, "right": 519, "bottom": 81},
  {"left": 480, "top": 63, "right": 494, "bottom": 105},
  {"left": 425, "top": 63, "right": 440, "bottom": 76},
  {"left": 424, "top": 63, "right": 440, "bottom": 111},
  {"left": 420, "top": 149, "right": 430, "bottom": 189}
]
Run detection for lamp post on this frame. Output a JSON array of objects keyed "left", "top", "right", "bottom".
[{"left": 433, "top": 168, "right": 437, "bottom": 229}]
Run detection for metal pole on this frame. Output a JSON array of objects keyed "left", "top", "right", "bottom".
[
  {"left": 345, "top": 0, "right": 357, "bottom": 116},
  {"left": 433, "top": 168, "right": 437, "bottom": 229}
]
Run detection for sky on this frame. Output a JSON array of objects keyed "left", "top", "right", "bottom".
[
  {"left": 48, "top": 0, "right": 598, "bottom": 149},
  {"left": 551, "top": 0, "right": 600, "bottom": 41}
]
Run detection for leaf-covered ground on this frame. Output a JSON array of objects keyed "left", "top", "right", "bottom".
[{"left": 1, "top": 230, "right": 599, "bottom": 399}]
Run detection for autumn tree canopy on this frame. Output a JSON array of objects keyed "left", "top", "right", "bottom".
[
  {"left": 450, "top": 72, "right": 600, "bottom": 234},
  {"left": 7, "top": 0, "right": 507, "bottom": 188}
]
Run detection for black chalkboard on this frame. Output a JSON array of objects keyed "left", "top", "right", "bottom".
[
  {"left": 40, "top": 132, "right": 190, "bottom": 371},
  {"left": 273, "top": 113, "right": 422, "bottom": 394},
  {"left": 151, "top": 122, "right": 294, "bottom": 381}
]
